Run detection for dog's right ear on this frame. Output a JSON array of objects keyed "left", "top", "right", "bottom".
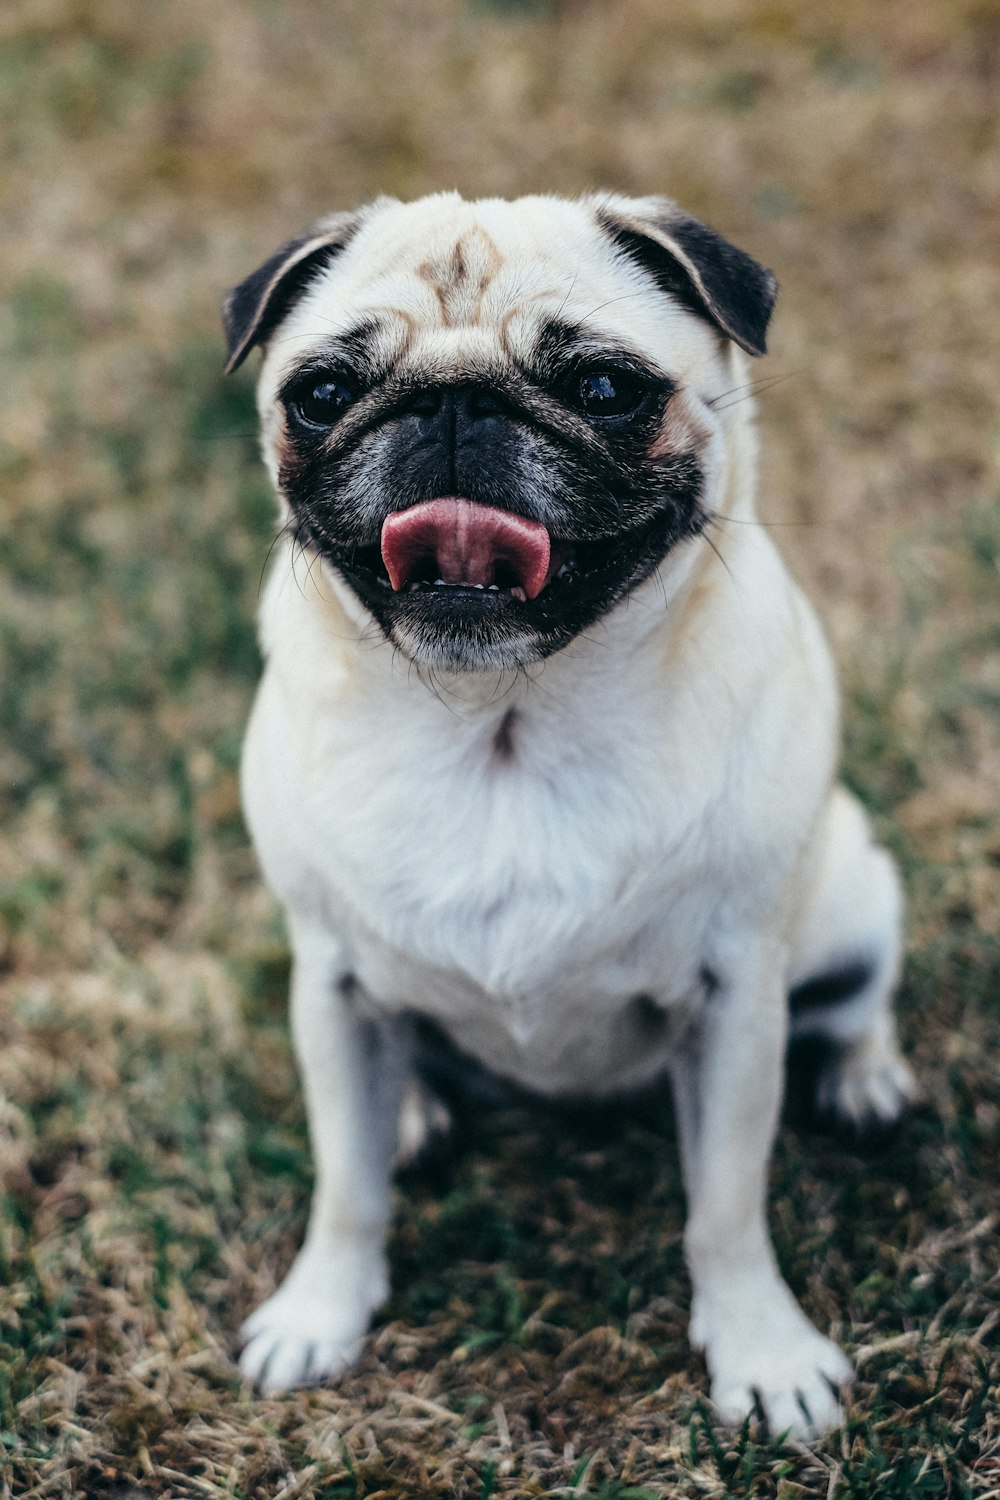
[{"left": 223, "top": 210, "right": 366, "bottom": 374}]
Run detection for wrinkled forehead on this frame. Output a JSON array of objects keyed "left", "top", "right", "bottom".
[{"left": 265, "top": 194, "right": 723, "bottom": 386}]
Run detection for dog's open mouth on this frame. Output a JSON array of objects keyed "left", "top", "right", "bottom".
[
  {"left": 381, "top": 498, "right": 554, "bottom": 602},
  {"left": 321, "top": 491, "right": 700, "bottom": 622},
  {"left": 328, "top": 498, "right": 591, "bottom": 607},
  {"left": 308, "top": 469, "right": 705, "bottom": 665}
]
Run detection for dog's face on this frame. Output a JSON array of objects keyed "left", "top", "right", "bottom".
[{"left": 225, "top": 193, "right": 776, "bottom": 671}]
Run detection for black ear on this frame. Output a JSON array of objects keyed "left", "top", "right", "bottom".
[
  {"left": 222, "top": 210, "right": 366, "bottom": 374},
  {"left": 593, "top": 194, "right": 778, "bottom": 357}
]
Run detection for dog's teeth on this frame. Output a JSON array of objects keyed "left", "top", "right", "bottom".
[
  {"left": 426, "top": 578, "right": 489, "bottom": 589},
  {"left": 408, "top": 576, "right": 515, "bottom": 595}
]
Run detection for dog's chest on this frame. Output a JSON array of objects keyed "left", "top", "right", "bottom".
[{"left": 269, "top": 684, "right": 720, "bottom": 1089}]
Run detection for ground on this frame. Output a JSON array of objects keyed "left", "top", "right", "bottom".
[{"left": 1, "top": 0, "right": 999, "bottom": 1495}]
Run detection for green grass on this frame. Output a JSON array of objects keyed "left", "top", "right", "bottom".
[{"left": 1, "top": 0, "right": 999, "bottom": 1494}]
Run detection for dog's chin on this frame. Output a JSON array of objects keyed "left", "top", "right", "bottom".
[
  {"left": 315, "top": 507, "right": 701, "bottom": 673},
  {"left": 384, "top": 597, "right": 547, "bottom": 673}
]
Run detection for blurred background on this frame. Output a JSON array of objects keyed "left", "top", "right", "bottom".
[{"left": 1, "top": 2, "right": 998, "bottom": 1495}]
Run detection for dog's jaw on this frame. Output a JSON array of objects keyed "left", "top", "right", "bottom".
[
  {"left": 272, "top": 379, "right": 711, "bottom": 672},
  {"left": 289, "top": 490, "right": 709, "bottom": 674}
]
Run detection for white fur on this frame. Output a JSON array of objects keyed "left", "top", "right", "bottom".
[{"left": 235, "top": 194, "right": 913, "bottom": 1433}]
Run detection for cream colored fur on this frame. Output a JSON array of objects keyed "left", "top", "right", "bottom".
[{"left": 235, "top": 194, "right": 914, "bottom": 1434}]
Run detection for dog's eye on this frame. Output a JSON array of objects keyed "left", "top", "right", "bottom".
[
  {"left": 288, "top": 374, "right": 358, "bottom": 428},
  {"left": 566, "top": 367, "right": 648, "bottom": 418}
]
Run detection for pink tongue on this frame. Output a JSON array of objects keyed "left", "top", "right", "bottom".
[{"left": 380, "top": 498, "right": 550, "bottom": 599}]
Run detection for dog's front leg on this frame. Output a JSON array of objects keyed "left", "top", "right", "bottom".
[
  {"left": 673, "top": 943, "right": 852, "bottom": 1437},
  {"left": 239, "top": 916, "right": 408, "bottom": 1394}
]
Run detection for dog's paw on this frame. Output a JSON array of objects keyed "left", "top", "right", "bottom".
[
  {"left": 239, "top": 1238, "right": 388, "bottom": 1395},
  {"left": 692, "top": 1285, "right": 852, "bottom": 1438},
  {"left": 787, "top": 1032, "right": 917, "bottom": 1138},
  {"left": 814, "top": 1043, "right": 917, "bottom": 1134}
]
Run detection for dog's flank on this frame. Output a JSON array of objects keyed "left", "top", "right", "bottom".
[{"left": 225, "top": 191, "right": 915, "bottom": 1436}]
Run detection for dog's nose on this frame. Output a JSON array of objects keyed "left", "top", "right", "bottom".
[
  {"left": 393, "top": 384, "right": 511, "bottom": 501},
  {"left": 407, "top": 384, "right": 504, "bottom": 438}
]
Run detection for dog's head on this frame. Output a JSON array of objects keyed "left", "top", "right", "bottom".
[{"left": 224, "top": 192, "right": 776, "bottom": 671}]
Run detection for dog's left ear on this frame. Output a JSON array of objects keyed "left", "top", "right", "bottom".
[
  {"left": 593, "top": 194, "right": 778, "bottom": 357},
  {"left": 223, "top": 208, "right": 370, "bottom": 374}
]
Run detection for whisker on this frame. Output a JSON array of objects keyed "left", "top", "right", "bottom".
[
  {"left": 700, "top": 526, "right": 737, "bottom": 588},
  {"left": 519, "top": 665, "right": 563, "bottom": 706},
  {"left": 708, "top": 370, "right": 801, "bottom": 412},
  {"left": 288, "top": 533, "right": 310, "bottom": 602},
  {"left": 710, "top": 511, "right": 817, "bottom": 530},
  {"left": 582, "top": 290, "right": 650, "bottom": 321},
  {"left": 553, "top": 264, "right": 582, "bottom": 323},
  {"left": 423, "top": 667, "right": 469, "bottom": 717},
  {"left": 652, "top": 559, "right": 669, "bottom": 612},
  {"left": 259, "top": 519, "right": 296, "bottom": 596},
  {"left": 271, "top": 314, "right": 351, "bottom": 344}
]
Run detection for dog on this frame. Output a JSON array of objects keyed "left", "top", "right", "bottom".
[{"left": 222, "top": 192, "right": 915, "bottom": 1435}]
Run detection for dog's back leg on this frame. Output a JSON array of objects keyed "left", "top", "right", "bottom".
[
  {"left": 786, "top": 786, "right": 917, "bottom": 1132},
  {"left": 395, "top": 1078, "right": 453, "bottom": 1167}
]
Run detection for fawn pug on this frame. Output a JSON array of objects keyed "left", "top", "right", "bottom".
[{"left": 223, "top": 192, "right": 914, "bottom": 1434}]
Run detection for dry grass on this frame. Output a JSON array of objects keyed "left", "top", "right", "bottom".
[{"left": 1, "top": 0, "right": 999, "bottom": 1494}]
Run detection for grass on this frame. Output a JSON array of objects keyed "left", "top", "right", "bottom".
[{"left": 1, "top": 0, "right": 998, "bottom": 1494}]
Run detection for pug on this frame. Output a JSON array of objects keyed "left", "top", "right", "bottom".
[{"left": 223, "top": 192, "right": 915, "bottom": 1435}]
